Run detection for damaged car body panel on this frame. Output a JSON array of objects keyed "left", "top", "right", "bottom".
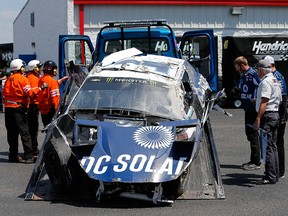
[{"left": 25, "top": 49, "right": 225, "bottom": 205}]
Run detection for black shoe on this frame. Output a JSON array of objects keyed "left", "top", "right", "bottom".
[
  {"left": 8, "top": 156, "right": 22, "bottom": 163},
  {"left": 32, "top": 149, "right": 39, "bottom": 156},
  {"left": 256, "top": 179, "right": 276, "bottom": 185}
]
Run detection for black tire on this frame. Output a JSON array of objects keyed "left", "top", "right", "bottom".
[
  {"left": 43, "top": 138, "right": 74, "bottom": 193},
  {"left": 163, "top": 165, "right": 190, "bottom": 199}
]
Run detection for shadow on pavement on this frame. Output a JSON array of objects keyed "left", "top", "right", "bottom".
[{"left": 220, "top": 163, "right": 263, "bottom": 187}]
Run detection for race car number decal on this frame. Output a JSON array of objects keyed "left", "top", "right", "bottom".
[{"left": 80, "top": 154, "right": 187, "bottom": 176}]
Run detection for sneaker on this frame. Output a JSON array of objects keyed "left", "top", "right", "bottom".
[
  {"left": 241, "top": 161, "right": 252, "bottom": 168},
  {"left": 256, "top": 179, "right": 276, "bottom": 185},
  {"left": 242, "top": 163, "right": 261, "bottom": 171},
  {"left": 280, "top": 175, "right": 285, "bottom": 179},
  {"left": 19, "top": 157, "right": 35, "bottom": 164}
]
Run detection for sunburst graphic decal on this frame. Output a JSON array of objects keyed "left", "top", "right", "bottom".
[{"left": 133, "top": 126, "right": 174, "bottom": 149}]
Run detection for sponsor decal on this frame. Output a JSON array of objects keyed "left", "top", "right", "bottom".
[
  {"left": 154, "top": 41, "right": 168, "bottom": 52},
  {"left": 2, "top": 52, "right": 13, "bottom": 61},
  {"left": 241, "top": 93, "right": 252, "bottom": 99},
  {"left": 114, "top": 78, "right": 147, "bottom": 84},
  {"left": 106, "top": 77, "right": 114, "bottom": 83},
  {"left": 133, "top": 126, "right": 174, "bottom": 149},
  {"left": 149, "top": 80, "right": 157, "bottom": 86},
  {"left": 106, "top": 77, "right": 148, "bottom": 84},
  {"left": 252, "top": 41, "right": 288, "bottom": 55},
  {"left": 91, "top": 78, "right": 101, "bottom": 82},
  {"left": 81, "top": 154, "right": 187, "bottom": 176}
]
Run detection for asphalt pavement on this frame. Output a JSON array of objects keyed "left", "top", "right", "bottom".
[{"left": 0, "top": 109, "right": 287, "bottom": 216}]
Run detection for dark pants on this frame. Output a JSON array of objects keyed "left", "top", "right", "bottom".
[
  {"left": 5, "top": 107, "right": 33, "bottom": 159},
  {"left": 41, "top": 107, "right": 55, "bottom": 127},
  {"left": 0, "top": 89, "right": 3, "bottom": 111},
  {"left": 245, "top": 110, "right": 261, "bottom": 165},
  {"left": 277, "top": 95, "right": 287, "bottom": 176},
  {"left": 28, "top": 104, "right": 39, "bottom": 152},
  {"left": 277, "top": 122, "right": 285, "bottom": 176},
  {"left": 261, "top": 112, "right": 279, "bottom": 183}
]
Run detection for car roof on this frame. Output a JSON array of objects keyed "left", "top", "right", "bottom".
[{"left": 90, "top": 49, "right": 187, "bottom": 83}]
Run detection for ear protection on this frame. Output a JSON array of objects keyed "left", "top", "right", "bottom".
[
  {"left": 33, "top": 67, "right": 40, "bottom": 73},
  {"left": 53, "top": 68, "right": 57, "bottom": 76}
]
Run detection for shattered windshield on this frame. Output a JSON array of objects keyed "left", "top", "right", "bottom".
[{"left": 70, "top": 76, "right": 185, "bottom": 119}]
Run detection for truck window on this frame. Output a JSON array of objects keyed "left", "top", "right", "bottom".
[
  {"left": 64, "top": 40, "right": 93, "bottom": 66},
  {"left": 181, "top": 36, "right": 211, "bottom": 79},
  {"left": 104, "top": 38, "right": 169, "bottom": 55}
]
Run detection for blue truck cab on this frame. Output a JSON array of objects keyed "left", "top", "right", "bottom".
[
  {"left": 59, "top": 19, "right": 218, "bottom": 92},
  {"left": 95, "top": 20, "right": 181, "bottom": 62}
]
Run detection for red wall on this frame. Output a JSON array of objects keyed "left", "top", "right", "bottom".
[{"left": 74, "top": 0, "right": 288, "bottom": 7}]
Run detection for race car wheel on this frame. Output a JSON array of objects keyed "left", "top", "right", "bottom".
[
  {"left": 163, "top": 166, "right": 191, "bottom": 199},
  {"left": 174, "top": 167, "right": 190, "bottom": 197},
  {"left": 43, "top": 138, "right": 74, "bottom": 193}
]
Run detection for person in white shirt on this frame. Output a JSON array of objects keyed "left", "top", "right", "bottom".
[
  {"left": 253, "top": 59, "right": 282, "bottom": 185},
  {"left": 263, "top": 55, "right": 286, "bottom": 179}
]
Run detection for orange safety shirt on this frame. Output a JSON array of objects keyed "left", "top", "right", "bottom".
[
  {"left": 27, "top": 72, "right": 40, "bottom": 105},
  {"left": 38, "top": 74, "right": 60, "bottom": 115},
  {"left": 3, "top": 73, "right": 34, "bottom": 108}
]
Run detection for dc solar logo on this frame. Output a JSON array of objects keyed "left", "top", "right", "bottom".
[{"left": 133, "top": 126, "right": 174, "bottom": 149}]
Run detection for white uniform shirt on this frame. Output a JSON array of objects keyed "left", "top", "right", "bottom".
[{"left": 255, "top": 73, "right": 282, "bottom": 112}]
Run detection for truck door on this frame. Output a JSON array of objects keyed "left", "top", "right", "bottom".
[
  {"left": 58, "top": 35, "right": 95, "bottom": 113},
  {"left": 179, "top": 30, "right": 218, "bottom": 92},
  {"left": 58, "top": 35, "right": 95, "bottom": 80}
]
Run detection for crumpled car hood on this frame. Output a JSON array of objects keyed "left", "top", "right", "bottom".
[{"left": 76, "top": 119, "right": 198, "bottom": 183}]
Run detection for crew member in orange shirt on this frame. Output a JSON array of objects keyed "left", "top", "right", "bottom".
[
  {"left": 3, "top": 59, "right": 41, "bottom": 163},
  {"left": 38, "top": 60, "right": 68, "bottom": 127},
  {"left": 26, "top": 60, "right": 43, "bottom": 155}
]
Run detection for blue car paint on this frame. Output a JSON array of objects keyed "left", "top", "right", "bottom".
[{"left": 75, "top": 119, "right": 198, "bottom": 183}]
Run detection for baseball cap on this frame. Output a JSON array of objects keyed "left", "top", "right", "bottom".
[
  {"left": 263, "top": 55, "right": 275, "bottom": 64},
  {"left": 255, "top": 59, "right": 271, "bottom": 69}
]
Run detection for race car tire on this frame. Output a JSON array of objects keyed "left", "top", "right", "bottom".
[
  {"left": 163, "top": 165, "right": 191, "bottom": 199},
  {"left": 43, "top": 138, "right": 75, "bottom": 193}
]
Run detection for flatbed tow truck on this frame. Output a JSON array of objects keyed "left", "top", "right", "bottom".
[{"left": 25, "top": 20, "right": 225, "bottom": 202}]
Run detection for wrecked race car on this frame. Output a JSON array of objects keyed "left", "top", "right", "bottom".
[{"left": 25, "top": 48, "right": 226, "bottom": 205}]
